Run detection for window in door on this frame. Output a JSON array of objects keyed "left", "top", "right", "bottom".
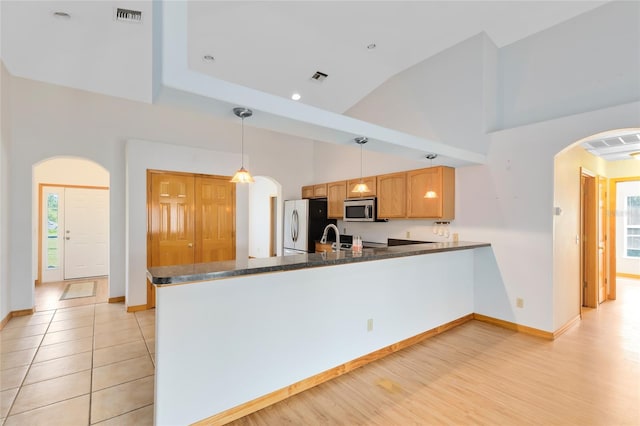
[
  {"left": 625, "top": 195, "right": 640, "bottom": 258},
  {"left": 46, "top": 192, "right": 60, "bottom": 269}
]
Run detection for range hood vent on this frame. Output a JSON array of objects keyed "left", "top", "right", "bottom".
[{"left": 115, "top": 8, "right": 142, "bottom": 23}]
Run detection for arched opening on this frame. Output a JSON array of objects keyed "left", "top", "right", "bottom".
[
  {"left": 33, "top": 157, "right": 110, "bottom": 310},
  {"left": 249, "top": 176, "right": 283, "bottom": 258},
  {"left": 553, "top": 128, "right": 640, "bottom": 323}
]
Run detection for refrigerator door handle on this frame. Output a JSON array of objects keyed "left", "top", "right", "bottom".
[{"left": 292, "top": 209, "right": 299, "bottom": 242}]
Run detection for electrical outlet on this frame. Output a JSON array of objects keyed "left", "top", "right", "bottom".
[
  {"left": 405, "top": 231, "right": 410, "bottom": 238},
  {"left": 367, "top": 318, "right": 374, "bottom": 332},
  {"left": 516, "top": 298, "right": 524, "bottom": 308}
]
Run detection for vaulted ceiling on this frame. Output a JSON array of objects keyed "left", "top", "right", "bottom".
[{"left": 1, "top": 1, "right": 617, "bottom": 165}]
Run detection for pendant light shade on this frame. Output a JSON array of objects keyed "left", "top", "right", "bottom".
[
  {"left": 424, "top": 153, "right": 439, "bottom": 199},
  {"left": 352, "top": 137, "right": 370, "bottom": 193},
  {"left": 230, "top": 107, "right": 255, "bottom": 184}
]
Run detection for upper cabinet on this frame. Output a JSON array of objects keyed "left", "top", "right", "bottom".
[
  {"left": 377, "top": 172, "right": 407, "bottom": 218},
  {"left": 347, "top": 176, "right": 377, "bottom": 198},
  {"left": 327, "top": 181, "right": 347, "bottom": 219},
  {"left": 301, "top": 183, "right": 328, "bottom": 199},
  {"left": 301, "top": 185, "right": 314, "bottom": 199},
  {"left": 407, "top": 166, "right": 455, "bottom": 219},
  {"left": 302, "top": 166, "right": 455, "bottom": 220}
]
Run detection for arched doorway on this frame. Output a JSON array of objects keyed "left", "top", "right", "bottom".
[
  {"left": 553, "top": 128, "right": 640, "bottom": 319},
  {"left": 249, "top": 176, "right": 283, "bottom": 258},
  {"left": 33, "top": 157, "right": 110, "bottom": 310}
]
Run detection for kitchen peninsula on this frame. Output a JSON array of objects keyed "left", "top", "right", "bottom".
[{"left": 148, "top": 241, "right": 490, "bottom": 425}]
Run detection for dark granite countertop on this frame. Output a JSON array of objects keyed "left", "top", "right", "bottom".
[{"left": 148, "top": 241, "right": 490, "bottom": 286}]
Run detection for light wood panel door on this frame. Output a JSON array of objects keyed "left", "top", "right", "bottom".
[
  {"left": 347, "top": 176, "right": 377, "bottom": 198},
  {"left": 148, "top": 171, "right": 236, "bottom": 308},
  {"left": 327, "top": 181, "right": 347, "bottom": 219},
  {"left": 377, "top": 172, "right": 407, "bottom": 218},
  {"left": 150, "top": 173, "right": 196, "bottom": 267},
  {"left": 407, "top": 166, "right": 455, "bottom": 219},
  {"left": 597, "top": 176, "right": 608, "bottom": 303},
  {"left": 195, "top": 176, "right": 236, "bottom": 263}
]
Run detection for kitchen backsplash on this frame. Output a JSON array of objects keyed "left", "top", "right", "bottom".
[{"left": 338, "top": 219, "right": 455, "bottom": 244}]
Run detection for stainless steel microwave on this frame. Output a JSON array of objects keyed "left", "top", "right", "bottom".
[{"left": 344, "top": 197, "right": 376, "bottom": 222}]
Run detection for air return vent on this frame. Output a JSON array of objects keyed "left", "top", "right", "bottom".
[
  {"left": 115, "top": 8, "right": 142, "bottom": 23},
  {"left": 310, "top": 71, "right": 328, "bottom": 83}
]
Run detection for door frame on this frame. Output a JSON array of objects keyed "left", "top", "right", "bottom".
[
  {"left": 37, "top": 183, "right": 110, "bottom": 285},
  {"left": 608, "top": 175, "right": 640, "bottom": 298},
  {"left": 580, "top": 168, "right": 598, "bottom": 308}
]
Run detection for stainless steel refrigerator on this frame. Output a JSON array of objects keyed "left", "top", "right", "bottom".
[{"left": 284, "top": 199, "right": 335, "bottom": 255}]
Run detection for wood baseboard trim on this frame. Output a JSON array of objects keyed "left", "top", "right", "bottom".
[
  {"left": 126, "top": 304, "right": 147, "bottom": 313},
  {"left": 473, "top": 313, "right": 554, "bottom": 340},
  {"left": 194, "top": 313, "right": 474, "bottom": 425},
  {"left": 0, "top": 308, "right": 36, "bottom": 331},
  {"left": 108, "top": 296, "right": 125, "bottom": 304},
  {"left": 616, "top": 272, "right": 640, "bottom": 280},
  {"left": 553, "top": 315, "right": 580, "bottom": 339}
]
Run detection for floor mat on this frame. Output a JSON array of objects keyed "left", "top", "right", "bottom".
[{"left": 59, "top": 281, "right": 96, "bottom": 300}]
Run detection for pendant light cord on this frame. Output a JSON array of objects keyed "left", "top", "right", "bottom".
[
  {"left": 240, "top": 117, "right": 245, "bottom": 168},
  {"left": 360, "top": 142, "right": 364, "bottom": 182}
]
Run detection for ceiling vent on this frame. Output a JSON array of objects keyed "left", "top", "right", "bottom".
[
  {"left": 115, "top": 8, "right": 142, "bottom": 23},
  {"left": 310, "top": 71, "right": 328, "bottom": 83}
]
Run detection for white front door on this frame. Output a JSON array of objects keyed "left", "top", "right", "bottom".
[
  {"left": 41, "top": 186, "right": 109, "bottom": 282},
  {"left": 64, "top": 188, "right": 109, "bottom": 279}
]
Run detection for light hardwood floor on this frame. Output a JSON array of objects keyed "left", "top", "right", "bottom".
[
  {"left": 1, "top": 279, "right": 638, "bottom": 425},
  {"left": 230, "top": 278, "right": 640, "bottom": 425}
]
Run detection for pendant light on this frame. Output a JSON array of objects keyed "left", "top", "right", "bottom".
[
  {"left": 230, "top": 107, "right": 255, "bottom": 183},
  {"left": 352, "top": 137, "right": 370, "bottom": 193},
  {"left": 424, "top": 153, "right": 439, "bottom": 199}
]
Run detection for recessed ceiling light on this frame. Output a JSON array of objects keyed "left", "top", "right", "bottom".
[
  {"left": 367, "top": 43, "right": 377, "bottom": 50},
  {"left": 202, "top": 55, "right": 215, "bottom": 63},
  {"left": 291, "top": 93, "right": 301, "bottom": 101},
  {"left": 53, "top": 11, "right": 71, "bottom": 19}
]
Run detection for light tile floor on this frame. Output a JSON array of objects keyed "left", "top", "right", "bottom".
[{"left": 0, "top": 303, "right": 155, "bottom": 425}]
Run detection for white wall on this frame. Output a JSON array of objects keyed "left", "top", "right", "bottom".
[
  {"left": 3, "top": 73, "right": 315, "bottom": 311},
  {"left": 313, "top": 1, "right": 640, "bottom": 332},
  {"left": 0, "top": 62, "right": 11, "bottom": 320},
  {"left": 498, "top": 1, "right": 640, "bottom": 129},
  {"left": 155, "top": 249, "right": 475, "bottom": 424},
  {"left": 249, "top": 177, "right": 280, "bottom": 258},
  {"left": 616, "top": 180, "right": 640, "bottom": 275},
  {"left": 347, "top": 33, "right": 496, "bottom": 155}
]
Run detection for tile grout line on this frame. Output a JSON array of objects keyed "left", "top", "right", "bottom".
[
  {"left": 2, "top": 308, "right": 56, "bottom": 424},
  {"left": 87, "top": 306, "right": 96, "bottom": 426}
]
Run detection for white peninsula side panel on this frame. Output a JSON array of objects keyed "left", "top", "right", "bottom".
[{"left": 155, "top": 250, "right": 475, "bottom": 425}]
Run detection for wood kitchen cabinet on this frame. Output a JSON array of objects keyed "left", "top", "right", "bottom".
[
  {"left": 301, "top": 185, "right": 314, "bottom": 199},
  {"left": 377, "top": 172, "right": 407, "bottom": 218},
  {"left": 347, "top": 176, "right": 377, "bottom": 198},
  {"left": 406, "top": 166, "right": 455, "bottom": 219},
  {"left": 327, "top": 181, "right": 347, "bottom": 219},
  {"left": 301, "top": 183, "right": 328, "bottom": 199}
]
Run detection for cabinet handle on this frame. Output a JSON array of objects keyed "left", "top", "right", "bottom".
[{"left": 188, "top": 243, "right": 193, "bottom": 248}]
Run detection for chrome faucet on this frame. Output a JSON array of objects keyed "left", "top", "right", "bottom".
[{"left": 320, "top": 224, "right": 340, "bottom": 251}]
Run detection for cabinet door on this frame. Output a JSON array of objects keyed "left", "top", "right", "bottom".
[
  {"left": 407, "top": 166, "right": 455, "bottom": 219},
  {"left": 301, "top": 185, "right": 314, "bottom": 199},
  {"left": 347, "top": 176, "right": 377, "bottom": 198},
  {"left": 377, "top": 172, "right": 406, "bottom": 218},
  {"left": 314, "top": 184, "right": 328, "bottom": 198},
  {"left": 327, "top": 181, "right": 347, "bottom": 219}
]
